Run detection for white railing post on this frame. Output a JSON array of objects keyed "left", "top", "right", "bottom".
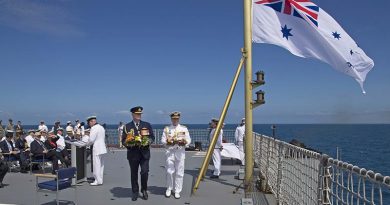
[
  {"left": 276, "top": 142, "right": 284, "bottom": 205},
  {"left": 321, "top": 155, "right": 331, "bottom": 205},
  {"left": 265, "top": 136, "right": 271, "bottom": 195}
]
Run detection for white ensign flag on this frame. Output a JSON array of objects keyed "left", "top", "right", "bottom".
[{"left": 252, "top": 0, "right": 374, "bottom": 93}]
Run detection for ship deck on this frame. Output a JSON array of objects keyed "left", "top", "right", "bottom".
[{"left": 0, "top": 148, "right": 276, "bottom": 205}]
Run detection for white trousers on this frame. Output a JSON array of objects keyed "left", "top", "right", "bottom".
[
  {"left": 93, "top": 154, "right": 105, "bottom": 184},
  {"left": 166, "top": 148, "right": 186, "bottom": 193},
  {"left": 238, "top": 141, "right": 245, "bottom": 165},
  {"left": 212, "top": 148, "right": 221, "bottom": 176}
]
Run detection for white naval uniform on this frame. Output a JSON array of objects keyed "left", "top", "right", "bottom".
[
  {"left": 38, "top": 125, "right": 48, "bottom": 132},
  {"left": 117, "top": 125, "right": 124, "bottom": 147},
  {"left": 81, "top": 134, "right": 90, "bottom": 149},
  {"left": 81, "top": 134, "right": 89, "bottom": 143},
  {"left": 66, "top": 125, "right": 74, "bottom": 135},
  {"left": 87, "top": 124, "right": 107, "bottom": 184},
  {"left": 210, "top": 128, "right": 223, "bottom": 176},
  {"left": 235, "top": 124, "right": 245, "bottom": 165},
  {"left": 56, "top": 135, "right": 66, "bottom": 151},
  {"left": 161, "top": 124, "right": 191, "bottom": 194},
  {"left": 74, "top": 124, "right": 85, "bottom": 136},
  {"left": 25, "top": 134, "right": 34, "bottom": 148}
]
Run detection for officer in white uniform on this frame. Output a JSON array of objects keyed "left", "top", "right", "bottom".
[
  {"left": 235, "top": 118, "right": 245, "bottom": 166},
  {"left": 38, "top": 121, "right": 48, "bottom": 132},
  {"left": 210, "top": 118, "right": 223, "bottom": 178},
  {"left": 161, "top": 112, "right": 191, "bottom": 199},
  {"left": 74, "top": 119, "right": 85, "bottom": 138},
  {"left": 25, "top": 130, "right": 35, "bottom": 148},
  {"left": 66, "top": 121, "right": 74, "bottom": 135},
  {"left": 87, "top": 116, "right": 107, "bottom": 186}
]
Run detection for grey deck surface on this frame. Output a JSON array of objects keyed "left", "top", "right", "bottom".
[{"left": 0, "top": 148, "right": 275, "bottom": 205}]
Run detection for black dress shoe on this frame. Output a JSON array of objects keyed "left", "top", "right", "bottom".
[
  {"left": 0, "top": 183, "right": 4, "bottom": 188},
  {"left": 132, "top": 192, "right": 138, "bottom": 201},
  {"left": 141, "top": 190, "right": 148, "bottom": 200},
  {"left": 210, "top": 175, "right": 219, "bottom": 179}
]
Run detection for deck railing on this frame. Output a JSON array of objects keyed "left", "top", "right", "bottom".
[
  {"left": 253, "top": 133, "right": 390, "bottom": 205},
  {"left": 105, "top": 128, "right": 390, "bottom": 205}
]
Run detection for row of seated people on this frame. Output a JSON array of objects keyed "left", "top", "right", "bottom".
[{"left": 0, "top": 128, "right": 71, "bottom": 174}]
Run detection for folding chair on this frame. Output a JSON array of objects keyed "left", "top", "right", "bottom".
[
  {"left": 30, "top": 153, "right": 48, "bottom": 174},
  {"left": 35, "top": 167, "right": 77, "bottom": 205},
  {"left": 1, "top": 153, "right": 18, "bottom": 172}
]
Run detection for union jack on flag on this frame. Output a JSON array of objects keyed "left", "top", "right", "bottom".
[{"left": 255, "top": 0, "right": 319, "bottom": 27}]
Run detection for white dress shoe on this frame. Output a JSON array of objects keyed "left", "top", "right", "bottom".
[
  {"left": 174, "top": 192, "right": 180, "bottom": 199},
  {"left": 90, "top": 181, "right": 102, "bottom": 186},
  {"left": 165, "top": 189, "right": 172, "bottom": 197}
]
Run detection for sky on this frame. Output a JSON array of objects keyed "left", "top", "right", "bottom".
[{"left": 0, "top": 0, "right": 389, "bottom": 125}]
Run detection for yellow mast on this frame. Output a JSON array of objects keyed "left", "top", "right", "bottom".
[
  {"left": 243, "top": 0, "right": 254, "bottom": 191},
  {"left": 193, "top": 0, "right": 262, "bottom": 194},
  {"left": 192, "top": 56, "right": 245, "bottom": 194}
]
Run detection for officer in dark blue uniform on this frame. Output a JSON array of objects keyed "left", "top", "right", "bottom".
[{"left": 122, "top": 106, "right": 155, "bottom": 201}]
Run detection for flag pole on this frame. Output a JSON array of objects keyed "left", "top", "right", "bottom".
[
  {"left": 243, "top": 0, "right": 254, "bottom": 192},
  {"left": 192, "top": 56, "right": 245, "bottom": 194}
]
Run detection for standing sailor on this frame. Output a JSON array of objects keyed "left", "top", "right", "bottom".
[
  {"left": 87, "top": 116, "right": 107, "bottom": 186},
  {"left": 66, "top": 121, "right": 74, "bottom": 136},
  {"left": 122, "top": 106, "right": 155, "bottom": 201},
  {"left": 51, "top": 120, "right": 61, "bottom": 135},
  {"left": 15, "top": 121, "right": 23, "bottom": 140},
  {"left": 161, "top": 112, "right": 191, "bottom": 199},
  {"left": 74, "top": 120, "right": 85, "bottom": 138},
  {"left": 118, "top": 122, "right": 124, "bottom": 148},
  {"left": 210, "top": 118, "right": 223, "bottom": 179},
  {"left": 38, "top": 121, "right": 48, "bottom": 132},
  {"left": 6, "top": 119, "right": 14, "bottom": 133},
  {"left": 235, "top": 118, "right": 245, "bottom": 166}
]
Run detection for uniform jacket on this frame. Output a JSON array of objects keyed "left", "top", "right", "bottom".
[
  {"left": 161, "top": 124, "right": 191, "bottom": 150},
  {"left": 122, "top": 120, "right": 155, "bottom": 160},
  {"left": 235, "top": 125, "right": 245, "bottom": 143},
  {"left": 15, "top": 138, "right": 26, "bottom": 150},
  {"left": 30, "top": 139, "right": 47, "bottom": 157},
  {"left": 88, "top": 124, "right": 107, "bottom": 156},
  {"left": 0, "top": 140, "right": 14, "bottom": 153},
  {"left": 210, "top": 128, "right": 223, "bottom": 149}
]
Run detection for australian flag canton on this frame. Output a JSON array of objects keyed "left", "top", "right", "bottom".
[{"left": 255, "top": 0, "right": 319, "bottom": 27}]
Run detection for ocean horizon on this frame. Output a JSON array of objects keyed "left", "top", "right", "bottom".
[{"left": 13, "top": 123, "right": 390, "bottom": 177}]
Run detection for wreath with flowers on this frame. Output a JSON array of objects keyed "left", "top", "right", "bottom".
[
  {"left": 164, "top": 127, "right": 187, "bottom": 146},
  {"left": 124, "top": 128, "right": 150, "bottom": 147}
]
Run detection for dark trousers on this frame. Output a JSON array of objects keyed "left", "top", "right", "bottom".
[
  {"left": 35, "top": 150, "right": 59, "bottom": 171},
  {"left": 90, "top": 146, "right": 93, "bottom": 172},
  {"left": 0, "top": 161, "right": 8, "bottom": 183},
  {"left": 128, "top": 157, "right": 149, "bottom": 193},
  {"left": 55, "top": 150, "right": 70, "bottom": 167},
  {"left": 9, "top": 153, "right": 28, "bottom": 169}
]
